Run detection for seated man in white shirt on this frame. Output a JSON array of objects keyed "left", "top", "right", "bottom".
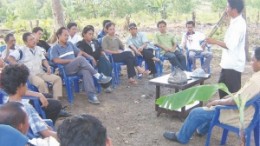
[
  {"left": 7, "top": 32, "right": 63, "bottom": 100},
  {"left": 1, "top": 33, "right": 20, "bottom": 62},
  {"left": 67, "top": 22, "right": 81, "bottom": 44},
  {"left": 181, "top": 21, "right": 213, "bottom": 73}
]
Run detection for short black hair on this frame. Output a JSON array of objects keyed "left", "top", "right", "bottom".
[
  {"left": 58, "top": 114, "right": 107, "bottom": 146},
  {"left": 228, "top": 0, "right": 244, "bottom": 14},
  {"left": 67, "top": 22, "right": 77, "bottom": 30},
  {"left": 255, "top": 47, "right": 260, "bottom": 61},
  {"left": 102, "top": 20, "right": 111, "bottom": 28},
  {"left": 186, "top": 21, "right": 195, "bottom": 27},
  {"left": 22, "top": 32, "right": 32, "bottom": 42},
  {"left": 105, "top": 22, "right": 115, "bottom": 30},
  {"left": 157, "top": 20, "right": 167, "bottom": 28},
  {"left": 4, "top": 33, "right": 14, "bottom": 43},
  {"left": 32, "top": 27, "right": 43, "bottom": 33},
  {"left": 56, "top": 27, "right": 67, "bottom": 39},
  {"left": 0, "top": 102, "right": 27, "bottom": 130},
  {"left": 0, "top": 64, "right": 29, "bottom": 95},
  {"left": 82, "top": 25, "right": 95, "bottom": 37}
]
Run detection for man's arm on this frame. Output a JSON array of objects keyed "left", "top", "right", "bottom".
[
  {"left": 206, "top": 38, "right": 228, "bottom": 49},
  {"left": 25, "top": 90, "right": 49, "bottom": 107},
  {"left": 42, "top": 59, "right": 52, "bottom": 74},
  {"left": 206, "top": 97, "right": 235, "bottom": 107}
]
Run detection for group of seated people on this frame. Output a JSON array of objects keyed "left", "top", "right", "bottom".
[
  {"left": 0, "top": 64, "right": 112, "bottom": 146},
  {"left": 0, "top": 19, "right": 214, "bottom": 145},
  {"left": 1, "top": 19, "right": 212, "bottom": 104}
]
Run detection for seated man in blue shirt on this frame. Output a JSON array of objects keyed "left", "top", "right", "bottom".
[
  {"left": 127, "top": 23, "right": 160, "bottom": 78},
  {"left": 51, "top": 27, "right": 112, "bottom": 104}
]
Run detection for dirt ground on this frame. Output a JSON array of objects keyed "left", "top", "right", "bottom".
[{"left": 56, "top": 46, "right": 255, "bottom": 146}]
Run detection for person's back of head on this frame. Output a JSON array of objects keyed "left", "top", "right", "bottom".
[
  {"left": 58, "top": 114, "right": 111, "bottom": 146},
  {"left": 0, "top": 102, "right": 29, "bottom": 134}
]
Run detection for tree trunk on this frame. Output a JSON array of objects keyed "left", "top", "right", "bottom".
[
  {"left": 49, "top": 0, "right": 65, "bottom": 43},
  {"left": 192, "top": 11, "right": 196, "bottom": 24},
  {"left": 242, "top": 2, "right": 250, "bottom": 62}
]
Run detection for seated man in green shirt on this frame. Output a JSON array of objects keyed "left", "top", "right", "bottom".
[{"left": 154, "top": 20, "right": 186, "bottom": 70}]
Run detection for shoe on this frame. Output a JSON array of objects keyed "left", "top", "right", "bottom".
[
  {"left": 88, "top": 94, "right": 100, "bottom": 105},
  {"left": 163, "top": 131, "right": 179, "bottom": 142},
  {"left": 104, "top": 86, "right": 112, "bottom": 93},
  {"left": 58, "top": 109, "right": 72, "bottom": 117},
  {"left": 98, "top": 73, "right": 112, "bottom": 84}
]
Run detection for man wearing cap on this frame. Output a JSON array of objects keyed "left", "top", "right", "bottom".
[{"left": 127, "top": 23, "right": 160, "bottom": 78}]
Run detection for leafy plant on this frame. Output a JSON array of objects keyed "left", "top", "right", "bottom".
[{"left": 156, "top": 83, "right": 247, "bottom": 145}]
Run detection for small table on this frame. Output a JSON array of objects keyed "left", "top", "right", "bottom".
[{"left": 149, "top": 72, "right": 210, "bottom": 118}]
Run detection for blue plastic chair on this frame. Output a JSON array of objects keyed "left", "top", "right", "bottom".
[
  {"left": 57, "top": 63, "right": 101, "bottom": 104},
  {"left": 57, "top": 64, "right": 81, "bottom": 104},
  {"left": 205, "top": 94, "right": 260, "bottom": 146},
  {"left": 0, "top": 45, "right": 6, "bottom": 52},
  {"left": 186, "top": 43, "right": 211, "bottom": 73},
  {"left": 154, "top": 46, "right": 182, "bottom": 76},
  {"left": 106, "top": 53, "right": 124, "bottom": 86}
]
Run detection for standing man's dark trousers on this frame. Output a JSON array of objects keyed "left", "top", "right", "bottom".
[
  {"left": 142, "top": 49, "right": 156, "bottom": 75},
  {"left": 218, "top": 69, "right": 241, "bottom": 98}
]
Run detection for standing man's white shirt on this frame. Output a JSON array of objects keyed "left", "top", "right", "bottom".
[
  {"left": 221, "top": 15, "right": 246, "bottom": 72},
  {"left": 181, "top": 31, "right": 205, "bottom": 51},
  {"left": 68, "top": 34, "right": 81, "bottom": 44}
]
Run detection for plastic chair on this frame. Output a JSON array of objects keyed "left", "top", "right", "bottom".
[
  {"left": 0, "top": 45, "right": 6, "bottom": 52},
  {"left": 186, "top": 43, "right": 211, "bottom": 73},
  {"left": 57, "top": 63, "right": 101, "bottom": 103},
  {"left": 205, "top": 94, "right": 260, "bottom": 146},
  {"left": 107, "top": 53, "right": 126, "bottom": 86},
  {"left": 57, "top": 64, "right": 81, "bottom": 104},
  {"left": 154, "top": 46, "right": 181, "bottom": 76},
  {"left": 0, "top": 124, "right": 29, "bottom": 146}
]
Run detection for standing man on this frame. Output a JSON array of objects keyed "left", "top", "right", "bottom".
[
  {"left": 206, "top": 0, "right": 246, "bottom": 98},
  {"left": 127, "top": 23, "right": 159, "bottom": 78},
  {"left": 154, "top": 20, "right": 187, "bottom": 70}
]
